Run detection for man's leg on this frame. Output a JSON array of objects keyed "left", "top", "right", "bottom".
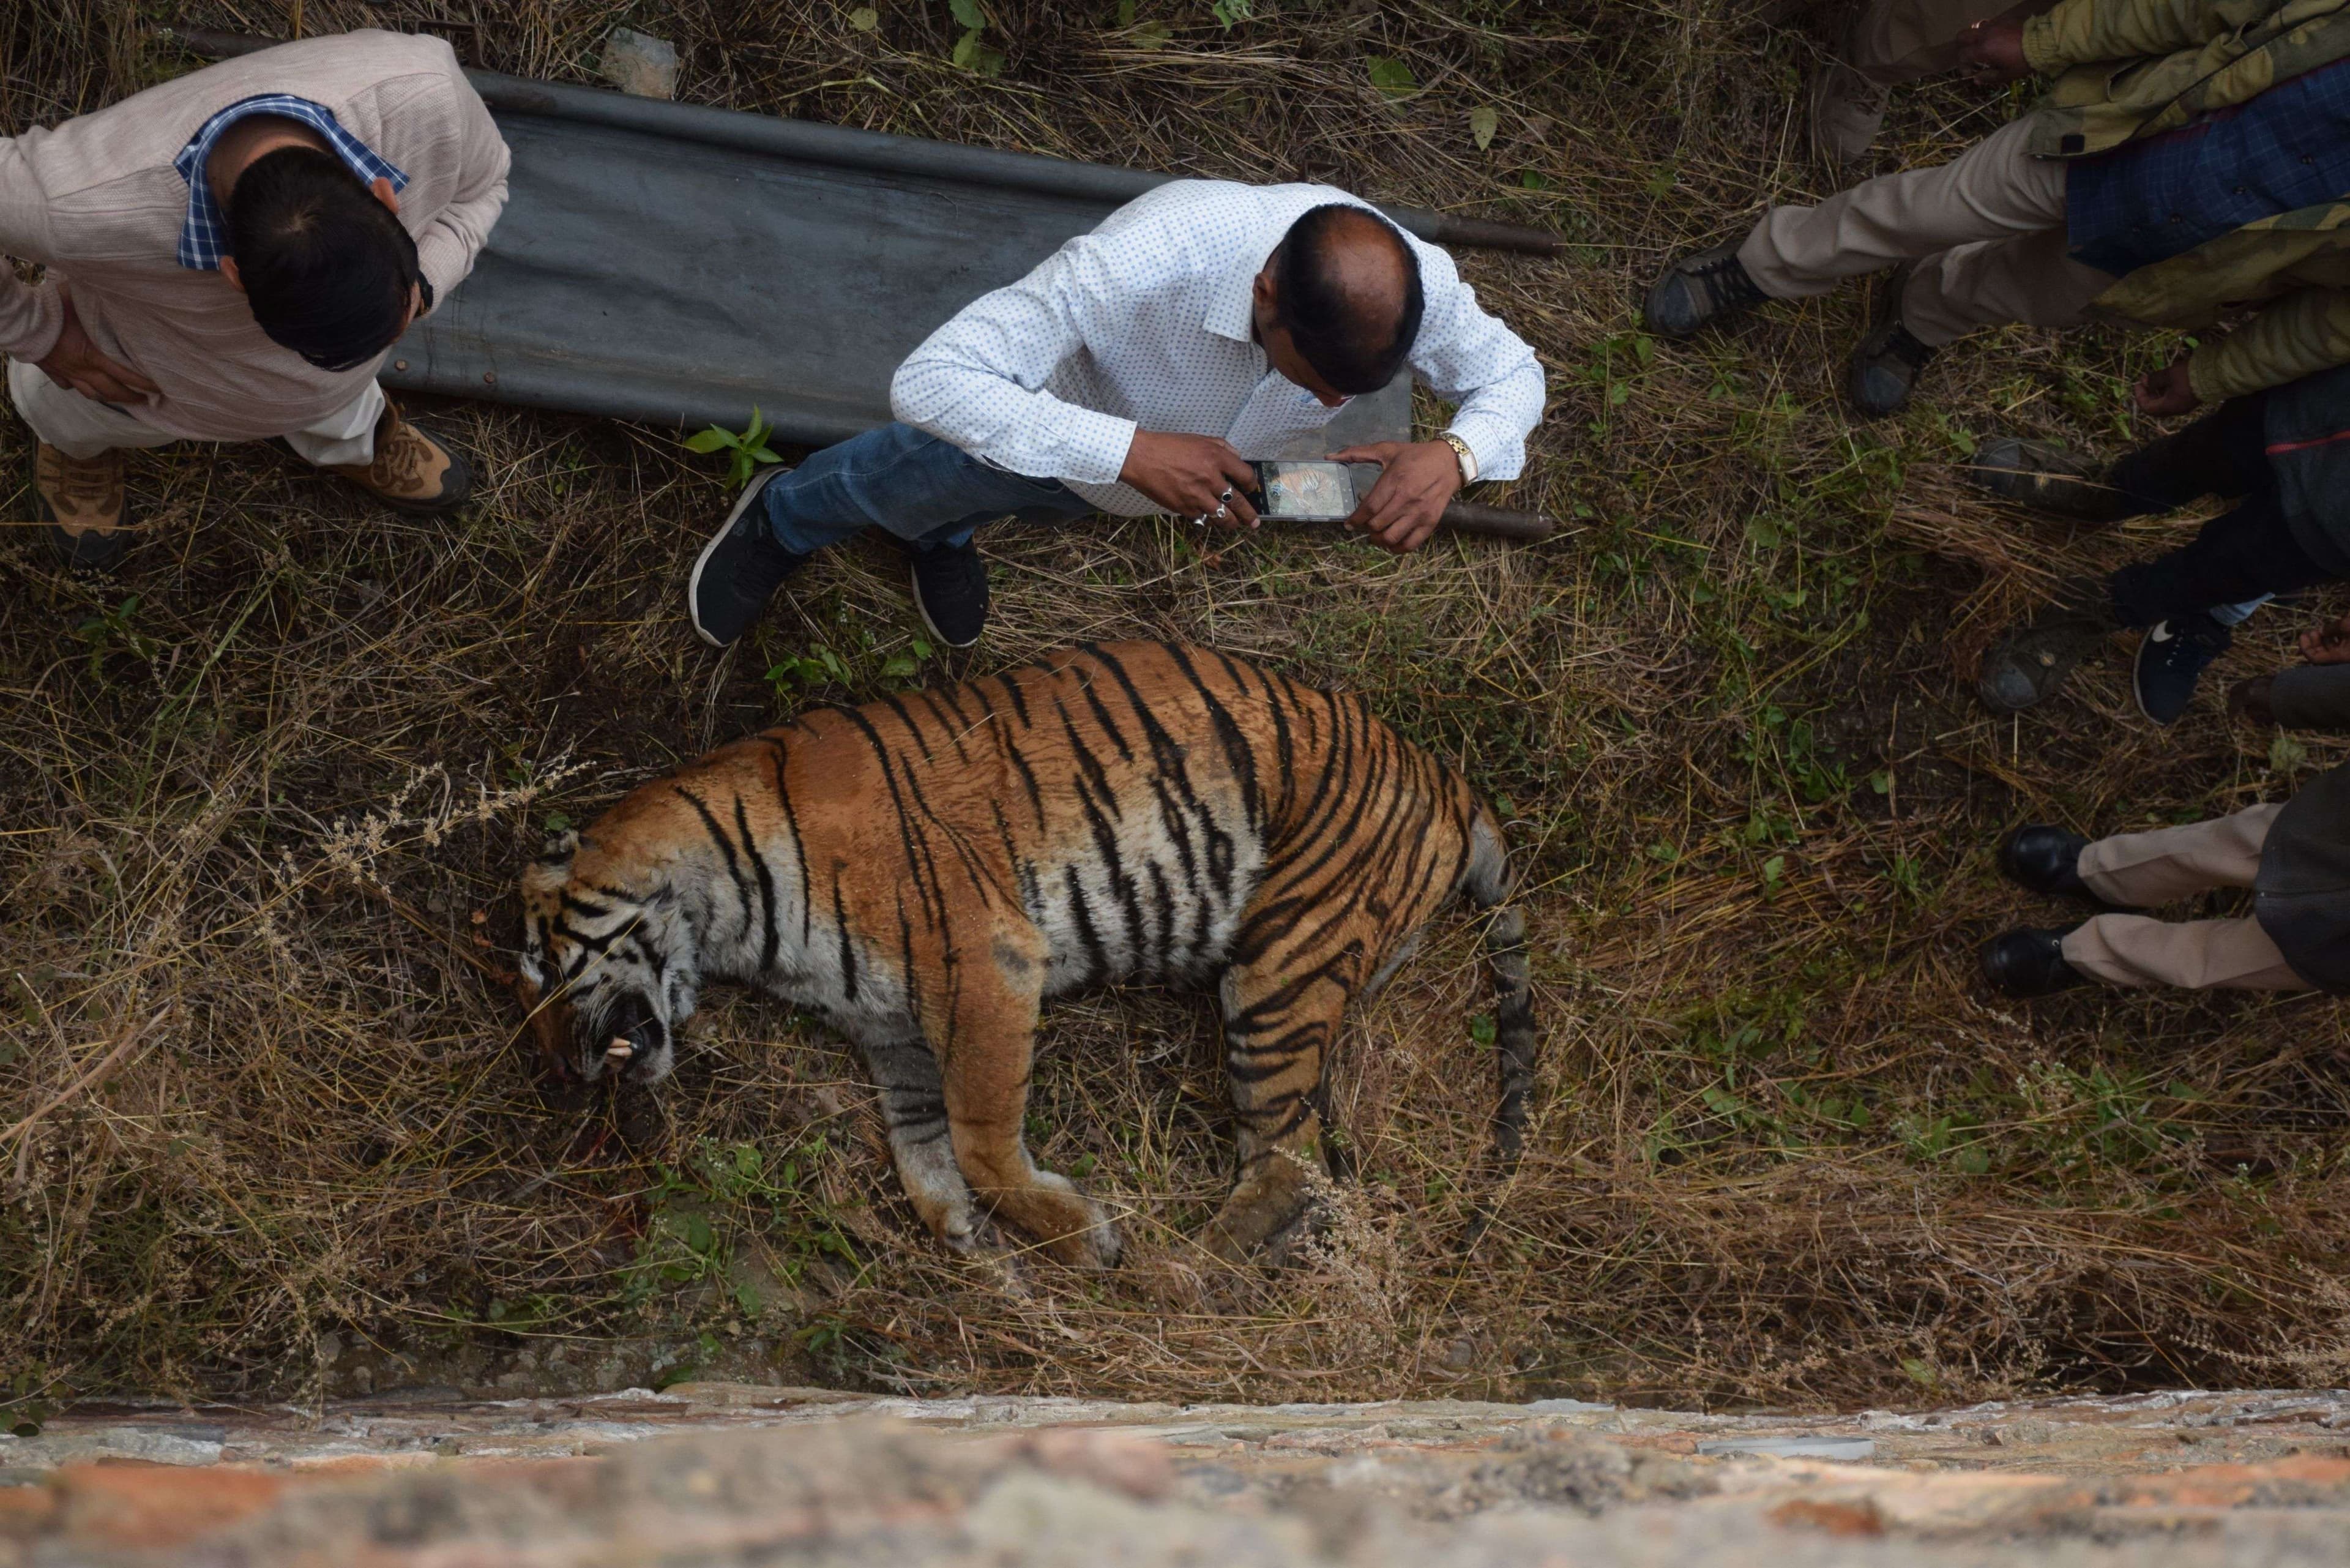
[
  {"left": 288, "top": 385, "right": 472, "bottom": 515},
  {"left": 2060, "top": 914, "right": 2307, "bottom": 990},
  {"left": 2107, "top": 489, "right": 2333, "bottom": 723},
  {"left": 689, "top": 422, "right": 1089, "bottom": 649},
  {"left": 2075, "top": 804, "right": 2282, "bottom": 906},
  {"left": 9, "top": 357, "right": 178, "bottom": 569},
  {"left": 1817, "top": 0, "right": 2053, "bottom": 164},
  {"left": 1738, "top": 116, "right": 2068, "bottom": 302},
  {"left": 1898, "top": 226, "right": 2115, "bottom": 346},
  {"left": 759, "top": 421, "right": 1086, "bottom": 556}
]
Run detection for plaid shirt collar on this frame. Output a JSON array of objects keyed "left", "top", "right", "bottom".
[{"left": 173, "top": 94, "right": 409, "bottom": 271}]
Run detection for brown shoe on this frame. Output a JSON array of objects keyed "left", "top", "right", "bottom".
[
  {"left": 326, "top": 401, "right": 472, "bottom": 513},
  {"left": 35, "top": 442, "right": 134, "bottom": 571}
]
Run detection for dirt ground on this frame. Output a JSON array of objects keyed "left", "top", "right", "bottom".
[{"left": 5, "top": 0, "right": 2350, "bottom": 1421}]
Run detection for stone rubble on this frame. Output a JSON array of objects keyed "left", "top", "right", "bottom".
[{"left": 4, "top": 1385, "right": 2350, "bottom": 1564}]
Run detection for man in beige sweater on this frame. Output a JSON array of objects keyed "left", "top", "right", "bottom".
[{"left": 1, "top": 30, "right": 510, "bottom": 568}]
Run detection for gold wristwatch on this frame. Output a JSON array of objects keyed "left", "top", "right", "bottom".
[{"left": 1439, "top": 431, "right": 1478, "bottom": 485}]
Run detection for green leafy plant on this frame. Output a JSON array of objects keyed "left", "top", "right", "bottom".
[
  {"left": 683, "top": 407, "right": 783, "bottom": 490},
  {"left": 1365, "top": 55, "right": 1417, "bottom": 99},
  {"left": 1210, "top": 0, "right": 1252, "bottom": 26},
  {"left": 72, "top": 595, "right": 159, "bottom": 685},
  {"left": 949, "top": 0, "right": 1005, "bottom": 74}
]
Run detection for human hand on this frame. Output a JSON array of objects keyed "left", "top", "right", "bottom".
[
  {"left": 2132, "top": 356, "right": 2201, "bottom": 417},
  {"left": 1119, "top": 430, "right": 1261, "bottom": 530},
  {"left": 35, "top": 283, "right": 160, "bottom": 406},
  {"left": 2300, "top": 613, "right": 2350, "bottom": 664},
  {"left": 1956, "top": 17, "right": 2031, "bottom": 83},
  {"left": 1327, "top": 440, "right": 1465, "bottom": 553}
]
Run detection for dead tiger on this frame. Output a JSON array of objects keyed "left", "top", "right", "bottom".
[{"left": 516, "top": 641, "right": 1534, "bottom": 1265}]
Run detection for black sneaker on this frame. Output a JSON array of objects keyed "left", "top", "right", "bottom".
[
  {"left": 2133, "top": 611, "right": 2232, "bottom": 726},
  {"left": 689, "top": 467, "right": 809, "bottom": 649},
  {"left": 1966, "top": 438, "right": 2132, "bottom": 525},
  {"left": 1642, "top": 244, "right": 1767, "bottom": 339},
  {"left": 1846, "top": 266, "right": 1938, "bottom": 418},
  {"left": 907, "top": 539, "right": 988, "bottom": 649},
  {"left": 1980, "top": 927, "right": 2087, "bottom": 999}
]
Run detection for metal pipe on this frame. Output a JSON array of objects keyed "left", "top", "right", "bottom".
[
  {"left": 161, "top": 28, "right": 1567, "bottom": 255},
  {"left": 1439, "top": 501, "right": 1555, "bottom": 542}
]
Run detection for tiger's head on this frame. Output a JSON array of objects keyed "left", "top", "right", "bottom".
[{"left": 513, "top": 830, "right": 698, "bottom": 1087}]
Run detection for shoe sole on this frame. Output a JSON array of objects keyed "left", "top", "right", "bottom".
[
  {"left": 908, "top": 556, "right": 982, "bottom": 650},
  {"left": 688, "top": 466, "right": 788, "bottom": 649}
]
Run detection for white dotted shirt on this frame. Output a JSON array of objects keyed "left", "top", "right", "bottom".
[{"left": 889, "top": 179, "right": 1547, "bottom": 517}]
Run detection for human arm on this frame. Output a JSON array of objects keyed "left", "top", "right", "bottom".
[
  {"left": 890, "top": 237, "right": 1144, "bottom": 490},
  {"left": 2186, "top": 287, "right": 2350, "bottom": 405},
  {"left": 411, "top": 72, "right": 510, "bottom": 310},
  {"left": 1326, "top": 235, "right": 1543, "bottom": 552},
  {"left": 2021, "top": 0, "right": 2259, "bottom": 76},
  {"left": 2226, "top": 616, "right": 2350, "bottom": 730}
]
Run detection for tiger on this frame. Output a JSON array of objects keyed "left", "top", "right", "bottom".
[{"left": 515, "top": 641, "right": 1535, "bottom": 1266}]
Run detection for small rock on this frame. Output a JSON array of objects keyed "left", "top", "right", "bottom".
[{"left": 599, "top": 29, "right": 678, "bottom": 99}]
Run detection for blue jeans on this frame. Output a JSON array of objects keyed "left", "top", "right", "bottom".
[{"left": 762, "top": 422, "right": 1091, "bottom": 556}]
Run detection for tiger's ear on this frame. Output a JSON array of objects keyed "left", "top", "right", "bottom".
[
  {"left": 538, "top": 828, "right": 580, "bottom": 862},
  {"left": 521, "top": 831, "right": 578, "bottom": 898}
]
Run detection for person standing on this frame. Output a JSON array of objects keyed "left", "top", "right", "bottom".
[
  {"left": 684, "top": 181, "right": 1547, "bottom": 651},
  {"left": 2, "top": 29, "right": 510, "bottom": 569},
  {"left": 1645, "top": 0, "right": 2350, "bottom": 419}
]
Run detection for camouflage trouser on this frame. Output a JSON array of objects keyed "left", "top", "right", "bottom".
[
  {"left": 1737, "top": 114, "right": 2117, "bottom": 346},
  {"left": 2061, "top": 804, "right": 2308, "bottom": 990}
]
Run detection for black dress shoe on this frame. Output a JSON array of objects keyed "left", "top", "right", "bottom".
[
  {"left": 1642, "top": 244, "right": 1767, "bottom": 339},
  {"left": 1980, "top": 927, "right": 2087, "bottom": 999},
  {"left": 690, "top": 467, "right": 810, "bottom": 649},
  {"left": 907, "top": 538, "right": 988, "bottom": 649},
  {"left": 1997, "top": 824, "right": 2095, "bottom": 900}
]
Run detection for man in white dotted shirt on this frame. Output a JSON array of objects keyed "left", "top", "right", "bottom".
[{"left": 687, "top": 180, "right": 1546, "bottom": 650}]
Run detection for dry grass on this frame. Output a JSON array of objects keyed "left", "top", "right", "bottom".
[{"left": 7, "top": 0, "right": 2350, "bottom": 1416}]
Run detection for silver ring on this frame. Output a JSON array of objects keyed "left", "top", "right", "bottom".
[
  {"left": 1212, "top": 502, "right": 1229, "bottom": 521},
  {"left": 1188, "top": 514, "right": 1207, "bottom": 528},
  {"left": 1218, "top": 485, "right": 1234, "bottom": 504}
]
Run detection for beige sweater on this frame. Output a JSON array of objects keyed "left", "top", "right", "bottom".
[{"left": 0, "top": 30, "right": 509, "bottom": 441}]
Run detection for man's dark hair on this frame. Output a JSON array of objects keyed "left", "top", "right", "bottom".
[
  {"left": 225, "top": 146, "right": 420, "bottom": 371},
  {"left": 1270, "top": 203, "right": 1425, "bottom": 396}
]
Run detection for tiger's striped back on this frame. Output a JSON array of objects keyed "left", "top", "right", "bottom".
[{"left": 517, "top": 641, "right": 1532, "bottom": 1264}]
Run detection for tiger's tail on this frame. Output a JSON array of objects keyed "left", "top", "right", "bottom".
[{"left": 1463, "top": 810, "right": 1536, "bottom": 1178}]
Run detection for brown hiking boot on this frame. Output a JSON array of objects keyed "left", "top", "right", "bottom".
[
  {"left": 35, "top": 442, "right": 134, "bottom": 572},
  {"left": 325, "top": 401, "right": 472, "bottom": 513}
]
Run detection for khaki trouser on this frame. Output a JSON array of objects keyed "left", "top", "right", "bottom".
[
  {"left": 6, "top": 357, "right": 384, "bottom": 465},
  {"left": 2059, "top": 804, "right": 2309, "bottom": 990},
  {"left": 1737, "top": 114, "right": 2116, "bottom": 345},
  {"left": 1845, "top": 0, "right": 2051, "bottom": 90}
]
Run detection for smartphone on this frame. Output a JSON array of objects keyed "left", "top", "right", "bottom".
[{"left": 1251, "top": 460, "right": 1357, "bottom": 522}]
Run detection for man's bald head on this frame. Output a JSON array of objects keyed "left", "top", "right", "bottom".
[{"left": 1269, "top": 204, "right": 1425, "bottom": 396}]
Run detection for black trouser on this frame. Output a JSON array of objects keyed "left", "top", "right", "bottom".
[{"left": 2102, "top": 392, "right": 2337, "bottom": 627}]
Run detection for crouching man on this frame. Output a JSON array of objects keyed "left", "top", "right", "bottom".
[
  {"left": 687, "top": 180, "right": 1546, "bottom": 651},
  {"left": 2, "top": 29, "right": 510, "bottom": 569},
  {"left": 1646, "top": 0, "right": 2350, "bottom": 420},
  {"left": 1983, "top": 625, "right": 2350, "bottom": 997}
]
